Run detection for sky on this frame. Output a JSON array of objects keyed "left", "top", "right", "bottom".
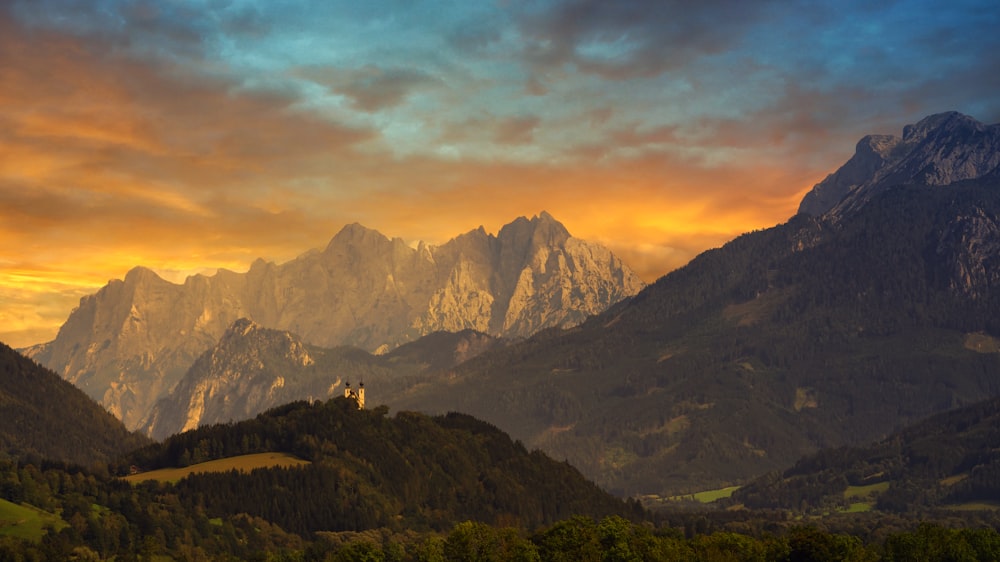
[{"left": 2, "top": 0, "right": 999, "bottom": 349}]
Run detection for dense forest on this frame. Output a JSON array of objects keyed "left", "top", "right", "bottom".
[
  {"left": 127, "top": 397, "right": 637, "bottom": 533},
  {"left": 4, "top": 451, "right": 1000, "bottom": 560},
  {"left": 5, "top": 347, "right": 1000, "bottom": 558},
  {"left": 729, "top": 395, "right": 1000, "bottom": 514},
  {"left": 0, "top": 342, "right": 149, "bottom": 468}
]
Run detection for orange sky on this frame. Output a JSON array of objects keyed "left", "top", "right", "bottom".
[{"left": 2, "top": 1, "right": 998, "bottom": 349}]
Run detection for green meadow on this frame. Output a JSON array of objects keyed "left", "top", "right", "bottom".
[
  {"left": 0, "top": 498, "right": 66, "bottom": 541},
  {"left": 124, "top": 452, "right": 310, "bottom": 484}
]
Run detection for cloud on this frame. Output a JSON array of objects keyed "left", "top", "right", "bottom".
[
  {"left": 3, "top": 0, "right": 1000, "bottom": 349},
  {"left": 513, "top": 0, "right": 783, "bottom": 79},
  {"left": 294, "top": 64, "right": 441, "bottom": 112}
]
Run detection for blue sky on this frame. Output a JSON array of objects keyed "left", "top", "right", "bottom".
[{"left": 2, "top": 0, "right": 999, "bottom": 346}]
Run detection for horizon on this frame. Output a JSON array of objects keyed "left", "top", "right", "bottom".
[{"left": 2, "top": 0, "right": 999, "bottom": 348}]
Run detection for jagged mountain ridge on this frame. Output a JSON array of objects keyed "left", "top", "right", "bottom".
[
  {"left": 27, "top": 212, "right": 643, "bottom": 430},
  {"left": 798, "top": 111, "right": 1000, "bottom": 217},
  {"left": 142, "top": 319, "right": 502, "bottom": 440},
  {"left": 389, "top": 112, "right": 1000, "bottom": 497}
]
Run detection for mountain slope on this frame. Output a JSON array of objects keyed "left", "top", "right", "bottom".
[
  {"left": 0, "top": 342, "right": 148, "bottom": 466},
  {"left": 798, "top": 111, "right": 1000, "bottom": 217},
  {"left": 730, "top": 395, "right": 1000, "bottom": 513},
  {"left": 27, "top": 212, "right": 643, "bottom": 430},
  {"left": 391, "top": 113, "right": 1000, "bottom": 497},
  {"left": 142, "top": 319, "right": 502, "bottom": 440}
]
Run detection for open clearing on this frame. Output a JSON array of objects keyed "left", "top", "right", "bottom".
[
  {"left": 0, "top": 498, "right": 66, "bottom": 541},
  {"left": 844, "top": 481, "right": 890, "bottom": 499},
  {"left": 944, "top": 501, "right": 1000, "bottom": 511},
  {"left": 662, "top": 485, "right": 741, "bottom": 504},
  {"left": 124, "top": 452, "right": 310, "bottom": 484}
]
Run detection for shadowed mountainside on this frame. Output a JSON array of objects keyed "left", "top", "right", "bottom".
[
  {"left": 390, "top": 113, "right": 1000, "bottom": 497},
  {"left": 0, "top": 342, "right": 148, "bottom": 466}
]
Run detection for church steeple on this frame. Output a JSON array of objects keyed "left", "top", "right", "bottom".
[{"left": 343, "top": 381, "right": 365, "bottom": 409}]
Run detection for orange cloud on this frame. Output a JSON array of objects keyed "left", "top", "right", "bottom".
[{"left": 0, "top": 12, "right": 836, "bottom": 349}]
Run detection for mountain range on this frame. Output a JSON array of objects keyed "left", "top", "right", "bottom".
[
  {"left": 387, "top": 112, "right": 1000, "bottom": 496},
  {"left": 25, "top": 212, "right": 643, "bottom": 430},
  {"left": 16, "top": 111, "right": 1000, "bottom": 501}
]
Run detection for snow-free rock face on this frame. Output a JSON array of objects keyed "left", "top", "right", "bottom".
[
  {"left": 798, "top": 112, "right": 1000, "bottom": 217},
  {"left": 141, "top": 319, "right": 322, "bottom": 439},
  {"left": 142, "top": 320, "right": 505, "bottom": 440},
  {"left": 27, "top": 213, "right": 644, "bottom": 430}
]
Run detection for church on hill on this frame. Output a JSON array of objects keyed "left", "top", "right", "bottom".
[{"left": 344, "top": 381, "right": 365, "bottom": 409}]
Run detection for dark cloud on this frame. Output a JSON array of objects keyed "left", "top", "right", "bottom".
[
  {"left": 513, "top": 0, "right": 783, "bottom": 79},
  {"left": 219, "top": 4, "right": 270, "bottom": 38},
  {"left": 295, "top": 64, "right": 441, "bottom": 112},
  {"left": 494, "top": 115, "right": 541, "bottom": 144}
]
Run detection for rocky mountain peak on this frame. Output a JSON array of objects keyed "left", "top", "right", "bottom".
[
  {"left": 498, "top": 211, "right": 571, "bottom": 247},
  {"left": 34, "top": 213, "right": 643, "bottom": 430},
  {"left": 123, "top": 266, "right": 164, "bottom": 286},
  {"left": 223, "top": 317, "right": 259, "bottom": 339},
  {"left": 142, "top": 318, "right": 317, "bottom": 438},
  {"left": 902, "top": 111, "right": 985, "bottom": 142},
  {"left": 324, "top": 222, "right": 391, "bottom": 252},
  {"left": 798, "top": 111, "right": 1000, "bottom": 217}
]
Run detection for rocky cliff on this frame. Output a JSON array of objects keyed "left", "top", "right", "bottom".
[
  {"left": 142, "top": 319, "right": 504, "bottom": 440},
  {"left": 27, "top": 212, "right": 644, "bottom": 430},
  {"left": 798, "top": 112, "right": 1000, "bottom": 217}
]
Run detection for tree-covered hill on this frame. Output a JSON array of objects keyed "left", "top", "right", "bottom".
[
  {"left": 128, "top": 397, "right": 639, "bottom": 534},
  {"left": 730, "top": 395, "right": 1000, "bottom": 514},
  {"left": 0, "top": 342, "right": 149, "bottom": 467}
]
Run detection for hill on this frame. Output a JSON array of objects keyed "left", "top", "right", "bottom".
[
  {"left": 730, "top": 396, "right": 1000, "bottom": 514},
  {"left": 390, "top": 113, "right": 1000, "bottom": 497},
  {"left": 0, "top": 342, "right": 148, "bottom": 467},
  {"left": 129, "top": 397, "right": 639, "bottom": 534}
]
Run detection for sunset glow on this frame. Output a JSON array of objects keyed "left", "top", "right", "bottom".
[{"left": 1, "top": 1, "right": 998, "bottom": 348}]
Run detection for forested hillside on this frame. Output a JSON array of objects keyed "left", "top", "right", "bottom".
[
  {"left": 0, "top": 343, "right": 148, "bottom": 467},
  {"left": 731, "top": 395, "right": 1000, "bottom": 513},
  {"left": 129, "top": 397, "right": 637, "bottom": 533}
]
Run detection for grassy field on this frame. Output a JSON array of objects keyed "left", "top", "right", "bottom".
[
  {"left": 657, "top": 485, "right": 741, "bottom": 504},
  {"left": 838, "top": 481, "right": 891, "bottom": 513},
  {"left": 944, "top": 501, "right": 1000, "bottom": 511},
  {"left": 124, "top": 452, "right": 311, "bottom": 484},
  {"left": 0, "top": 498, "right": 66, "bottom": 541},
  {"left": 844, "top": 481, "right": 890, "bottom": 499}
]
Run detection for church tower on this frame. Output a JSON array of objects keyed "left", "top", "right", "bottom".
[{"left": 343, "top": 381, "right": 366, "bottom": 409}]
